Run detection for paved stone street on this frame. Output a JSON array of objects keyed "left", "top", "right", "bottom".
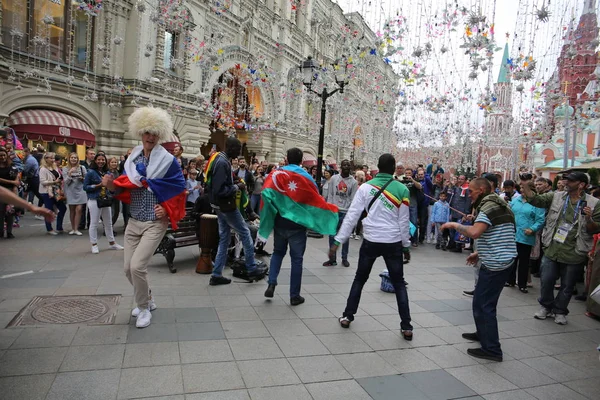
[{"left": 0, "top": 213, "right": 599, "bottom": 400}]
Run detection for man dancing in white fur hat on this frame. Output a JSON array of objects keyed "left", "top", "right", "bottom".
[{"left": 104, "top": 106, "right": 186, "bottom": 328}]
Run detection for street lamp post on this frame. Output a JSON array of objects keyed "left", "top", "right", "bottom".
[{"left": 299, "top": 56, "right": 348, "bottom": 186}]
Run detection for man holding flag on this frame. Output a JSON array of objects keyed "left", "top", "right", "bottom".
[
  {"left": 258, "top": 148, "right": 339, "bottom": 305},
  {"left": 104, "top": 107, "right": 186, "bottom": 328}
]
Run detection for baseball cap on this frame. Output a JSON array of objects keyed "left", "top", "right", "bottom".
[{"left": 564, "top": 172, "right": 589, "bottom": 185}]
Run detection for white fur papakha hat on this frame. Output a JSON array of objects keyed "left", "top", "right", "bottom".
[{"left": 128, "top": 106, "right": 173, "bottom": 142}]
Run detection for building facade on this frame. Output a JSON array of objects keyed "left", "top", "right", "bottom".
[{"left": 0, "top": 0, "right": 397, "bottom": 167}]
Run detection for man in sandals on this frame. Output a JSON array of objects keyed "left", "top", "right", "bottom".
[{"left": 329, "top": 154, "right": 414, "bottom": 340}]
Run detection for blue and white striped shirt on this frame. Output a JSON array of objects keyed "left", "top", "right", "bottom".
[{"left": 475, "top": 211, "right": 517, "bottom": 270}]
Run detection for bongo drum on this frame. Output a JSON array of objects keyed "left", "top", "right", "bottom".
[{"left": 196, "top": 213, "right": 219, "bottom": 274}]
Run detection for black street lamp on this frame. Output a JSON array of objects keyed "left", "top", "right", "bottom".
[{"left": 299, "top": 56, "right": 348, "bottom": 186}]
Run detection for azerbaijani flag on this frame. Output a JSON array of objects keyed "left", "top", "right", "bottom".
[
  {"left": 113, "top": 144, "right": 186, "bottom": 229},
  {"left": 258, "top": 164, "right": 339, "bottom": 241}
]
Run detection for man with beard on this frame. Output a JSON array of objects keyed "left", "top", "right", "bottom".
[
  {"left": 442, "top": 178, "right": 517, "bottom": 362},
  {"left": 205, "top": 137, "right": 267, "bottom": 285},
  {"left": 324, "top": 160, "right": 358, "bottom": 267},
  {"left": 173, "top": 143, "right": 188, "bottom": 170},
  {"left": 233, "top": 156, "right": 255, "bottom": 194},
  {"left": 521, "top": 172, "right": 600, "bottom": 325}
]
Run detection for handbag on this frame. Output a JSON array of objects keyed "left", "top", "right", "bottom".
[
  {"left": 361, "top": 178, "right": 394, "bottom": 219},
  {"left": 218, "top": 194, "right": 237, "bottom": 212}
]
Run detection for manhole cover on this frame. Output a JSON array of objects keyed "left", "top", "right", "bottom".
[{"left": 7, "top": 295, "right": 121, "bottom": 327}]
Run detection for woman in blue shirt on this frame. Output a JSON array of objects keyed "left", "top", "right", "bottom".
[{"left": 508, "top": 182, "right": 545, "bottom": 292}]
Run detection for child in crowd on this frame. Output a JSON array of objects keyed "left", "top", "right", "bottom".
[
  {"left": 430, "top": 191, "right": 450, "bottom": 250},
  {"left": 186, "top": 169, "right": 202, "bottom": 207}
]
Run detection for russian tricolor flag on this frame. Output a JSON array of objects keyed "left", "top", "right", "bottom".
[{"left": 113, "top": 145, "right": 187, "bottom": 229}]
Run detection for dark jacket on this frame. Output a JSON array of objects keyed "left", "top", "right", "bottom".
[
  {"left": 233, "top": 168, "right": 255, "bottom": 193},
  {"left": 448, "top": 185, "right": 472, "bottom": 219},
  {"left": 207, "top": 152, "right": 238, "bottom": 208}
]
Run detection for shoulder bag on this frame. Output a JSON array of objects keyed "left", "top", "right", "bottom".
[
  {"left": 95, "top": 171, "right": 113, "bottom": 208},
  {"left": 361, "top": 178, "right": 394, "bottom": 219}
]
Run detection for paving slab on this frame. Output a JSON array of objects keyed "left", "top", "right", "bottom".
[
  {"left": 60, "top": 344, "right": 125, "bottom": 371},
  {"left": 248, "top": 384, "right": 313, "bottom": 400},
  {"left": 305, "top": 379, "right": 372, "bottom": 400},
  {"left": 288, "top": 354, "right": 352, "bottom": 383},
  {"left": 403, "top": 369, "right": 478, "bottom": 400},
  {"left": 47, "top": 369, "right": 120, "bottom": 400},
  {"left": 0, "top": 346, "right": 68, "bottom": 376},
  {"left": 118, "top": 365, "right": 184, "bottom": 399},
  {"left": 123, "top": 342, "right": 181, "bottom": 367},
  {"left": 0, "top": 374, "right": 56, "bottom": 400},
  {"left": 237, "top": 358, "right": 301, "bottom": 388}
]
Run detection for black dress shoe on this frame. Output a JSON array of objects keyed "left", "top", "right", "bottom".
[
  {"left": 462, "top": 332, "right": 480, "bottom": 341},
  {"left": 6, "top": 233, "right": 15, "bottom": 239},
  {"left": 449, "top": 247, "right": 462, "bottom": 253},
  {"left": 290, "top": 296, "right": 305, "bottom": 306},
  {"left": 467, "top": 348, "right": 502, "bottom": 362},
  {"left": 342, "top": 260, "right": 350, "bottom": 268},
  {"left": 264, "top": 284, "right": 276, "bottom": 298},
  {"left": 463, "top": 290, "right": 474, "bottom": 297},
  {"left": 209, "top": 276, "right": 232, "bottom": 286}
]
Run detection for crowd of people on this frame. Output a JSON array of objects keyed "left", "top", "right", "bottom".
[{"left": 2, "top": 119, "right": 600, "bottom": 360}]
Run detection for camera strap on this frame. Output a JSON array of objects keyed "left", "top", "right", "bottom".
[{"left": 366, "top": 178, "right": 394, "bottom": 213}]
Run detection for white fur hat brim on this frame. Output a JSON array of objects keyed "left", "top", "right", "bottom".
[{"left": 128, "top": 106, "right": 173, "bottom": 142}]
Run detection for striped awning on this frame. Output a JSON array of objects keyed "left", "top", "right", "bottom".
[
  {"left": 8, "top": 109, "right": 95, "bottom": 147},
  {"left": 302, "top": 153, "right": 317, "bottom": 166}
]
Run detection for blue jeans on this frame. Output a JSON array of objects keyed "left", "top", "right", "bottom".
[
  {"left": 250, "top": 193, "right": 261, "bottom": 214},
  {"left": 212, "top": 209, "right": 257, "bottom": 277},
  {"left": 328, "top": 212, "right": 349, "bottom": 262},
  {"left": 268, "top": 227, "right": 307, "bottom": 297},
  {"left": 408, "top": 204, "right": 418, "bottom": 244},
  {"left": 473, "top": 262, "right": 513, "bottom": 358},
  {"left": 41, "top": 193, "right": 66, "bottom": 232},
  {"left": 343, "top": 240, "right": 413, "bottom": 331},
  {"left": 539, "top": 256, "right": 584, "bottom": 315}
]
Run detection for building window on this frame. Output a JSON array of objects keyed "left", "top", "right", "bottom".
[
  {"left": 163, "top": 30, "right": 177, "bottom": 70},
  {"left": 1, "top": 0, "right": 94, "bottom": 70}
]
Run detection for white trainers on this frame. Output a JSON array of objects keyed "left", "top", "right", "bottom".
[
  {"left": 47, "top": 230, "right": 58, "bottom": 236},
  {"left": 132, "top": 298, "right": 157, "bottom": 317},
  {"left": 91, "top": 245, "right": 100, "bottom": 254},
  {"left": 110, "top": 243, "right": 124, "bottom": 250},
  {"left": 68, "top": 230, "right": 76, "bottom": 235},
  {"left": 136, "top": 308, "right": 152, "bottom": 328},
  {"left": 74, "top": 231, "right": 83, "bottom": 236},
  {"left": 534, "top": 307, "right": 554, "bottom": 320},
  {"left": 554, "top": 314, "right": 568, "bottom": 325},
  {"left": 34, "top": 215, "right": 44, "bottom": 220}
]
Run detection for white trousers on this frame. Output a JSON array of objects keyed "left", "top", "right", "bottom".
[{"left": 87, "top": 199, "right": 115, "bottom": 244}]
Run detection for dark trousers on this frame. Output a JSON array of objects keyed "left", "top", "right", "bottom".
[
  {"left": 122, "top": 202, "right": 130, "bottom": 229},
  {"left": 539, "top": 256, "right": 584, "bottom": 315},
  {"left": 509, "top": 242, "right": 532, "bottom": 289},
  {"left": 268, "top": 227, "right": 307, "bottom": 297},
  {"left": 0, "top": 201, "right": 14, "bottom": 236},
  {"left": 26, "top": 176, "right": 42, "bottom": 206},
  {"left": 447, "top": 216, "right": 462, "bottom": 249},
  {"left": 473, "top": 262, "right": 513, "bottom": 358},
  {"left": 328, "top": 212, "right": 349, "bottom": 262},
  {"left": 343, "top": 239, "right": 413, "bottom": 331},
  {"left": 40, "top": 193, "right": 66, "bottom": 232},
  {"left": 417, "top": 204, "right": 429, "bottom": 243},
  {"left": 111, "top": 199, "right": 120, "bottom": 226}
]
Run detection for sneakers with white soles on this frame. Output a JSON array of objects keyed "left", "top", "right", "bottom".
[
  {"left": 74, "top": 231, "right": 83, "bottom": 236},
  {"left": 132, "top": 298, "right": 157, "bottom": 317},
  {"left": 136, "top": 309, "right": 152, "bottom": 328},
  {"left": 534, "top": 307, "right": 554, "bottom": 320},
  {"left": 91, "top": 245, "right": 100, "bottom": 254},
  {"left": 110, "top": 243, "right": 124, "bottom": 250},
  {"left": 554, "top": 314, "right": 568, "bottom": 325},
  {"left": 68, "top": 230, "right": 75, "bottom": 235}
]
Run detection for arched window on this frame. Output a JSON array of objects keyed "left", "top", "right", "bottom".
[{"left": 1, "top": 0, "right": 95, "bottom": 70}]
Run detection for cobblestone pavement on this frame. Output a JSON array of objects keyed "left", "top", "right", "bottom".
[{"left": 0, "top": 214, "right": 599, "bottom": 400}]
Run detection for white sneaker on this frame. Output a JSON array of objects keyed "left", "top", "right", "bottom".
[
  {"left": 132, "top": 298, "right": 157, "bottom": 317},
  {"left": 136, "top": 309, "right": 152, "bottom": 328},
  {"left": 34, "top": 215, "right": 44, "bottom": 220},
  {"left": 554, "top": 314, "right": 568, "bottom": 325},
  {"left": 68, "top": 230, "right": 75, "bottom": 235},
  {"left": 74, "top": 231, "right": 83, "bottom": 236},
  {"left": 534, "top": 307, "right": 554, "bottom": 320},
  {"left": 47, "top": 230, "right": 58, "bottom": 236},
  {"left": 110, "top": 243, "right": 124, "bottom": 250},
  {"left": 91, "top": 245, "right": 100, "bottom": 254}
]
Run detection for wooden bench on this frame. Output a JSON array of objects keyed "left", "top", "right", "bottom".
[{"left": 154, "top": 207, "right": 198, "bottom": 273}]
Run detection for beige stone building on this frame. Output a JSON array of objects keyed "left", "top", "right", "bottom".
[{"left": 0, "top": 0, "right": 396, "bottom": 168}]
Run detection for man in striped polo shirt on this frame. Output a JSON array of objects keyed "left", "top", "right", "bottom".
[{"left": 442, "top": 178, "right": 517, "bottom": 362}]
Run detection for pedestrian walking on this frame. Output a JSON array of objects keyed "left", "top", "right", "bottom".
[
  {"left": 62, "top": 152, "right": 87, "bottom": 236},
  {"left": 259, "top": 148, "right": 339, "bottom": 305},
  {"left": 105, "top": 106, "right": 187, "bottom": 328},
  {"left": 83, "top": 153, "right": 123, "bottom": 254},
  {"left": 520, "top": 172, "right": 600, "bottom": 325},
  {"left": 0, "top": 147, "right": 20, "bottom": 238},
  {"left": 332, "top": 154, "right": 414, "bottom": 340},
  {"left": 323, "top": 159, "right": 358, "bottom": 267},
  {"left": 205, "top": 137, "right": 267, "bottom": 285},
  {"left": 442, "top": 178, "right": 517, "bottom": 362}
]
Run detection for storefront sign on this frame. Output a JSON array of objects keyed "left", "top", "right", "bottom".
[{"left": 59, "top": 126, "right": 71, "bottom": 137}]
